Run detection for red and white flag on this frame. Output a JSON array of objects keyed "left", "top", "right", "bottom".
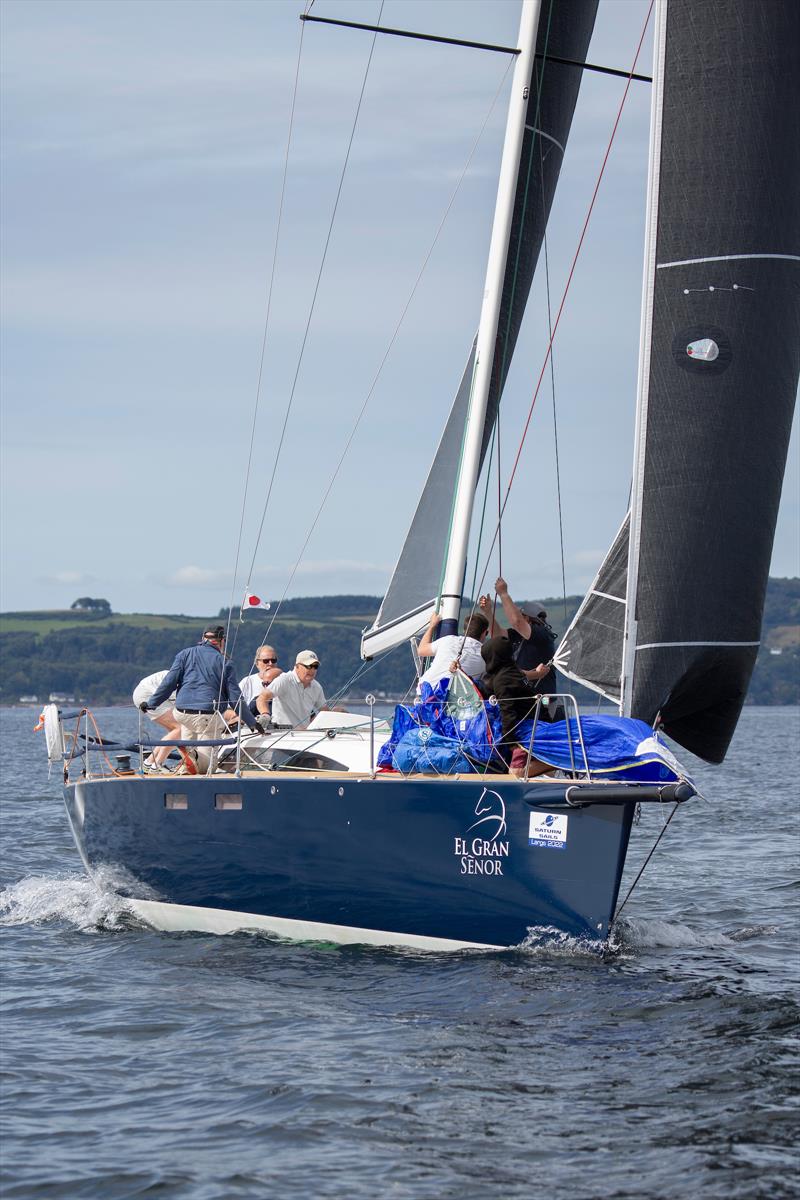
[{"left": 242, "top": 591, "right": 270, "bottom": 611}]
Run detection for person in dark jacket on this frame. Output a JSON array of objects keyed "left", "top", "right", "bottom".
[
  {"left": 480, "top": 636, "right": 551, "bottom": 777},
  {"left": 479, "top": 578, "right": 556, "bottom": 690},
  {"left": 479, "top": 577, "right": 563, "bottom": 721},
  {"left": 142, "top": 625, "right": 258, "bottom": 771}
]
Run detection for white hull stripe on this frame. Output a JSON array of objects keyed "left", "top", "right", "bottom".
[
  {"left": 525, "top": 125, "right": 565, "bottom": 153},
  {"left": 657, "top": 253, "right": 800, "bottom": 269},
  {"left": 129, "top": 898, "right": 504, "bottom": 952},
  {"left": 636, "top": 640, "right": 760, "bottom": 651}
]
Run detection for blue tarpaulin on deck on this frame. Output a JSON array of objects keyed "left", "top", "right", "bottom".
[{"left": 379, "top": 682, "right": 687, "bottom": 782}]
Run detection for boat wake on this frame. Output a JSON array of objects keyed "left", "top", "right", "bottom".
[
  {"left": 517, "top": 925, "right": 606, "bottom": 957},
  {"left": 0, "top": 872, "right": 143, "bottom": 933},
  {"left": 612, "top": 915, "right": 780, "bottom": 950},
  {"left": 516, "top": 918, "right": 782, "bottom": 960}
]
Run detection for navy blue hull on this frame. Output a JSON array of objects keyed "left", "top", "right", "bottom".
[{"left": 65, "top": 775, "right": 635, "bottom": 946}]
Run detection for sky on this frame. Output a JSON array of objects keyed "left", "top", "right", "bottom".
[{"left": 2, "top": 0, "right": 797, "bottom": 618}]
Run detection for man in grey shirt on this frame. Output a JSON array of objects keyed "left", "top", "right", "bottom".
[{"left": 257, "top": 650, "right": 338, "bottom": 728}]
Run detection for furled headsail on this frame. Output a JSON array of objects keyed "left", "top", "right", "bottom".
[
  {"left": 622, "top": 0, "right": 800, "bottom": 762},
  {"left": 362, "top": 0, "right": 599, "bottom": 659}
]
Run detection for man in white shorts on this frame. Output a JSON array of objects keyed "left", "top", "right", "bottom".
[{"left": 132, "top": 670, "right": 179, "bottom": 769}]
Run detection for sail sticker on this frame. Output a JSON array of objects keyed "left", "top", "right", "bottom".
[
  {"left": 528, "top": 811, "right": 568, "bottom": 850},
  {"left": 673, "top": 325, "right": 731, "bottom": 375}
]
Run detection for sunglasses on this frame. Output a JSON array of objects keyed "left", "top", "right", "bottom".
[
  {"left": 258, "top": 658, "right": 277, "bottom": 664},
  {"left": 303, "top": 663, "right": 320, "bottom": 670}
]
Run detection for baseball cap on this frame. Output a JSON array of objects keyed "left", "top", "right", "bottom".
[{"left": 296, "top": 649, "right": 320, "bottom": 667}]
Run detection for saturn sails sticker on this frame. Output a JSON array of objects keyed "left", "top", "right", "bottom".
[
  {"left": 528, "top": 811, "right": 569, "bottom": 850},
  {"left": 454, "top": 788, "right": 510, "bottom": 876}
]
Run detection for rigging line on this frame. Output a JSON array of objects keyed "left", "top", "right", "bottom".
[
  {"left": 537, "top": 129, "right": 568, "bottom": 623},
  {"left": 494, "top": 0, "right": 554, "bottom": 399},
  {"left": 326, "top": 643, "right": 397, "bottom": 706},
  {"left": 613, "top": 801, "right": 680, "bottom": 923},
  {"left": 473, "top": 0, "right": 554, "bottom": 615},
  {"left": 223, "top": 6, "right": 310, "bottom": 665},
  {"left": 243, "top": 1, "right": 386, "bottom": 604},
  {"left": 257, "top": 53, "right": 515, "bottom": 645},
  {"left": 471, "top": 0, "right": 654, "bottom": 606},
  {"left": 496, "top": 375, "right": 502, "bottom": 582},
  {"left": 503, "top": 0, "right": 653, "bottom": 510}
]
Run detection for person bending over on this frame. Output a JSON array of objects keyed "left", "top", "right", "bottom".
[
  {"left": 480, "top": 636, "right": 552, "bottom": 778},
  {"left": 416, "top": 611, "right": 489, "bottom": 695}
]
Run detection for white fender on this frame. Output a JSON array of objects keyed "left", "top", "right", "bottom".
[{"left": 41, "top": 704, "right": 65, "bottom": 764}]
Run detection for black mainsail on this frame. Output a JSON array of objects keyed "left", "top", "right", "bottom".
[
  {"left": 362, "top": 0, "right": 599, "bottom": 658},
  {"left": 558, "top": 0, "right": 800, "bottom": 763}
]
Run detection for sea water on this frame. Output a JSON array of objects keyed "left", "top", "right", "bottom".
[{"left": 1, "top": 705, "right": 798, "bottom": 1199}]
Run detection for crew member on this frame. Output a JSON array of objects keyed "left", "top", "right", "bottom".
[{"left": 142, "top": 625, "right": 258, "bottom": 771}]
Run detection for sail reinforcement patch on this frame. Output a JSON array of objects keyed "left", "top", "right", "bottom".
[{"left": 673, "top": 325, "right": 732, "bottom": 374}]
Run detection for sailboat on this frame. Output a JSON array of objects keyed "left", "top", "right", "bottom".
[{"left": 42, "top": 0, "right": 799, "bottom": 950}]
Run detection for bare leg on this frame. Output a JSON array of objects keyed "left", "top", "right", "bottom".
[{"left": 152, "top": 710, "right": 181, "bottom": 767}]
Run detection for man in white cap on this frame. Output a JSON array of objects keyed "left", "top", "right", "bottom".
[{"left": 257, "top": 650, "right": 339, "bottom": 729}]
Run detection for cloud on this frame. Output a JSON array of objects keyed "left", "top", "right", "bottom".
[
  {"left": 162, "top": 566, "right": 231, "bottom": 588},
  {"left": 37, "top": 570, "right": 96, "bottom": 585},
  {"left": 292, "top": 559, "right": 390, "bottom": 577}
]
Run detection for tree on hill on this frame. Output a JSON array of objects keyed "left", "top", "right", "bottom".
[{"left": 70, "top": 597, "right": 112, "bottom": 614}]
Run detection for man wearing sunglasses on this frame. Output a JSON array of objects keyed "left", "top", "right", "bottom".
[
  {"left": 239, "top": 645, "right": 282, "bottom": 707},
  {"left": 256, "top": 649, "right": 339, "bottom": 729}
]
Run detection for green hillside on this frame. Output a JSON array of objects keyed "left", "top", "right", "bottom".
[{"left": 1, "top": 579, "right": 798, "bottom": 707}]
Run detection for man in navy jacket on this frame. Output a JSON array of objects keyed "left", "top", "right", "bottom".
[{"left": 142, "top": 625, "right": 258, "bottom": 769}]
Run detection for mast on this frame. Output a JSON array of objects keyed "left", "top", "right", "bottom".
[
  {"left": 362, "top": 0, "right": 599, "bottom": 661},
  {"left": 438, "top": 0, "right": 543, "bottom": 633}
]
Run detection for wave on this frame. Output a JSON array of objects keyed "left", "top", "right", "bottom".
[
  {"left": 612, "top": 915, "right": 779, "bottom": 950},
  {"left": 0, "top": 872, "right": 142, "bottom": 933}
]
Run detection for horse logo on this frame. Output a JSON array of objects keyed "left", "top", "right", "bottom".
[{"left": 466, "top": 788, "right": 507, "bottom": 841}]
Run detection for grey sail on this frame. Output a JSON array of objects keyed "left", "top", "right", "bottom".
[
  {"left": 362, "top": 0, "right": 599, "bottom": 659},
  {"left": 623, "top": 0, "right": 800, "bottom": 762},
  {"left": 554, "top": 513, "right": 629, "bottom": 703}
]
